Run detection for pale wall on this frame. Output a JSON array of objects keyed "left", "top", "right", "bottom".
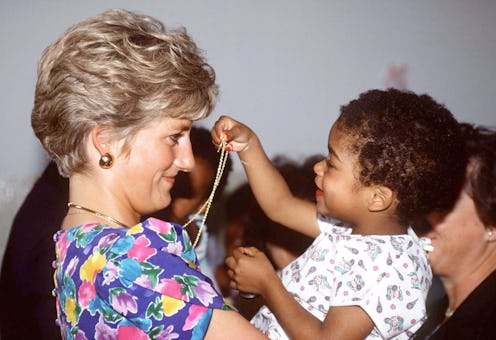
[{"left": 1, "top": 0, "right": 495, "bottom": 260}]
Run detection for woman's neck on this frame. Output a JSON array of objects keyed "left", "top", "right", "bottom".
[
  {"left": 65, "top": 173, "right": 140, "bottom": 229},
  {"left": 441, "top": 248, "right": 496, "bottom": 312}
]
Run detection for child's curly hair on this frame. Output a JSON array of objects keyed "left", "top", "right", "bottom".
[{"left": 336, "top": 88, "right": 467, "bottom": 227}]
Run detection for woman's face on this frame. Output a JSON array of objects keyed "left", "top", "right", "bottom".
[
  {"left": 424, "top": 190, "right": 488, "bottom": 277},
  {"left": 113, "top": 116, "right": 195, "bottom": 217}
]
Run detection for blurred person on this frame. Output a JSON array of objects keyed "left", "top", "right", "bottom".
[
  {"left": 215, "top": 155, "right": 320, "bottom": 319},
  {"left": 30, "top": 9, "right": 265, "bottom": 339},
  {"left": 262, "top": 155, "right": 321, "bottom": 269},
  {"left": 154, "top": 125, "right": 233, "bottom": 289},
  {"left": 412, "top": 123, "right": 496, "bottom": 339},
  {"left": 0, "top": 162, "right": 67, "bottom": 339}
]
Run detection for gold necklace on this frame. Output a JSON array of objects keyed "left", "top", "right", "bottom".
[
  {"left": 67, "top": 202, "right": 128, "bottom": 228},
  {"left": 183, "top": 137, "right": 229, "bottom": 248}
]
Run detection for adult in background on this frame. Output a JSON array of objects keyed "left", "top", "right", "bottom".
[
  {"left": 413, "top": 123, "right": 496, "bottom": 339},
  {"left": 31, "top": 9, "right": 265, "bottom": 339},
  {"left": 215, "top": 155, "right": 318, "bottom": 319},
  {"left": 0, "top": 162, "right": 67, "bottom": 339}
]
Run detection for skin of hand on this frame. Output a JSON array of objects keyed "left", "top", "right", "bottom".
[
  {"left": 211, "top": 115, "right": 256, "bottom": 153},
  {"left": 225, "top": 247, "right": 279, "bottom": 295},
  {"left": 226, "top": 249, "right": 373, "bottom": 339},
  {"left": 212, "top": 115, "right": 319, "bottom": 238}
]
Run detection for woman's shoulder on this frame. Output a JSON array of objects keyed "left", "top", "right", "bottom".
[
  {"left": 54, "top": 218, "right": 195, "bottom": 265},
  {"left": 55, "top": 218, "right": 188, "bottom": 246},
  {"left": 54, "top": 217, "right": 226, "bottom": 305},
  {"left": 53, "top": 218, "right": 227, "bottom": 339}
]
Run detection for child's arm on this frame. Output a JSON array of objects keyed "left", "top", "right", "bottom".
[
  {"left": 227, "top": 247, "right": 374, "bottom": 340},
  {"left": 212, "top": 115, "right": 319, "bottom": 237}
]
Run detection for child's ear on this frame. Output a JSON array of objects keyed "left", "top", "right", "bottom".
[{"left": 368, "top": 185, "right": 394, "bottom": 212}]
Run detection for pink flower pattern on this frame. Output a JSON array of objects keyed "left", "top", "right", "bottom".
[
  {"left": 128, "top": 235, "right": 157, "bottom": 262},
  {"left": 78, "top": 280, "right": 96, "bottom": 308}
]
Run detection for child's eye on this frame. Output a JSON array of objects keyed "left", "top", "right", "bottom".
[{"left": 325, "top": 158, "right": 334, "bottom": 168}]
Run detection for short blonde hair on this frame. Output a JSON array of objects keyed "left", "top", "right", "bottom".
[{"left": 32, "top": 9, "right": 218, "bottom": 177}]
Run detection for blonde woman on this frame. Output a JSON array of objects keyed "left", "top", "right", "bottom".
[{"left": 31, "top": 9, "right": 265, "bottom": 339}]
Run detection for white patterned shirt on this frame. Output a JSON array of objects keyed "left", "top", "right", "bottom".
[{"left": 251, "top": 215, "right": 432, "bottom": 339}]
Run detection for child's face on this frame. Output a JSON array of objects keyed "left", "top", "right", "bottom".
[{"left": 314, "top": 126, "right": 370, "bottom": 225}]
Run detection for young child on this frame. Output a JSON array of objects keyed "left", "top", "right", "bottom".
[{"left": 212, "top": 88, "right": 467, "bottom": 339}]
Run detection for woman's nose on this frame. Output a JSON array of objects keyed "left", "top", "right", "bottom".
[{"left": 175, "top": 142, "right": 195, "bottom": 172}]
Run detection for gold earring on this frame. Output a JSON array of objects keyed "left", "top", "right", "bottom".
[{"left": 99, "top": 153, "right": 114, "bottom": 169}]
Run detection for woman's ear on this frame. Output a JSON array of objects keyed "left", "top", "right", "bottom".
[
  {"left": 90, "top": 126, "right": 113, "bottom": 155},
  {"left": 368, "top": 185, "right": 394, "bottom": 212}
]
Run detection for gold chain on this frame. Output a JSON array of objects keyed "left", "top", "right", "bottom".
[
  {"left": 184, "top": 138, "right": 229, "bottom": 247},
  {"left": 67, "top": 202, "right": 128, "bottom": 228},
  {"left": 68, "top": 140, "right": 229, "bottom": 246}
]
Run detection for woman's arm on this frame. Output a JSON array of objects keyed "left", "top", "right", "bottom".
[
  {"left": 226, "top": 247, "right": 375, "bottom": 340},
  {"left": 205, "top": 309, "right": 268, "bottom": 339},
  {"left": 212, "top": 115, "right": 319, "bottom": 237}
]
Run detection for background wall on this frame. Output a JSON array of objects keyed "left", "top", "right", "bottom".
[{"left": 1, "top": 0, "right": 495, "bottom": 260}]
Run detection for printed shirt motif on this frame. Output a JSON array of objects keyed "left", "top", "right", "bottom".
[
  {"left": 53, "top": 218, "right": 230, "bottom": 340},
  {"left": 251, "top": 216, "right": 432, "bottom": 339}
]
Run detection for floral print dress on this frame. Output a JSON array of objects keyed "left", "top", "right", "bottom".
[{"left": 53, "top": 218, "right": 231, "bottom": 340}]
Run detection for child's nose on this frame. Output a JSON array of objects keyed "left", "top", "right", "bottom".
[{"left": 313, "top": 159, "right": 325, "bottom": 175}]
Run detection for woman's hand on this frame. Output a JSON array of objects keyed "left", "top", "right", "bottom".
[
  {"left": 211, "top": 115, "right": 256, "bottom": 154},
  {"left": 225, "top": 247, "right": 278, "bottom": 296}
]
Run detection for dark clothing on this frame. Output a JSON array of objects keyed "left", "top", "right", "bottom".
[
  {"left": 413, "top": 270, "right": 496, "bottom": 339},
  {"left": 0, "top": 162, "right": 67, "bottom": 340}
]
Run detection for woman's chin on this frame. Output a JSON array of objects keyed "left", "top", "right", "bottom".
[{"left": 142, "top": 196, "right": 172, "bottom": 216}]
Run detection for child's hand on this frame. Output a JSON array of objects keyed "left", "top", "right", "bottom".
[
  {"left": 211, "top": 115, "right": 255, "bottom": 153},
  {"left": 225, "top": 246, "right": 278, "bottom": 296}
]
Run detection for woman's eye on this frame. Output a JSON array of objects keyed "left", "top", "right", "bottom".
[{"left": 169, "top": 133, "right": 183, "bottom": 144}]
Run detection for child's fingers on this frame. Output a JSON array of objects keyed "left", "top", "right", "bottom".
[
  {"left": 239, "top": 246, "right": 257, "bottom": 257},
  {"left": 224, "top": 126, "right": 246, "bottom": 143},
  {"left": 225, "top": 255, "right": 235, "bottom": 269},
  {"left": 232, "top": 247, "right": 248, "bottom": 260},
  {"left": 210, "top": 128, "right": 223, "bottom": 146},
  {"left": 233, "top": 246, "right": 258, "bottom": 259},
  {"left": 211, "top": 116, "right": 235, "bottom": 146}
]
